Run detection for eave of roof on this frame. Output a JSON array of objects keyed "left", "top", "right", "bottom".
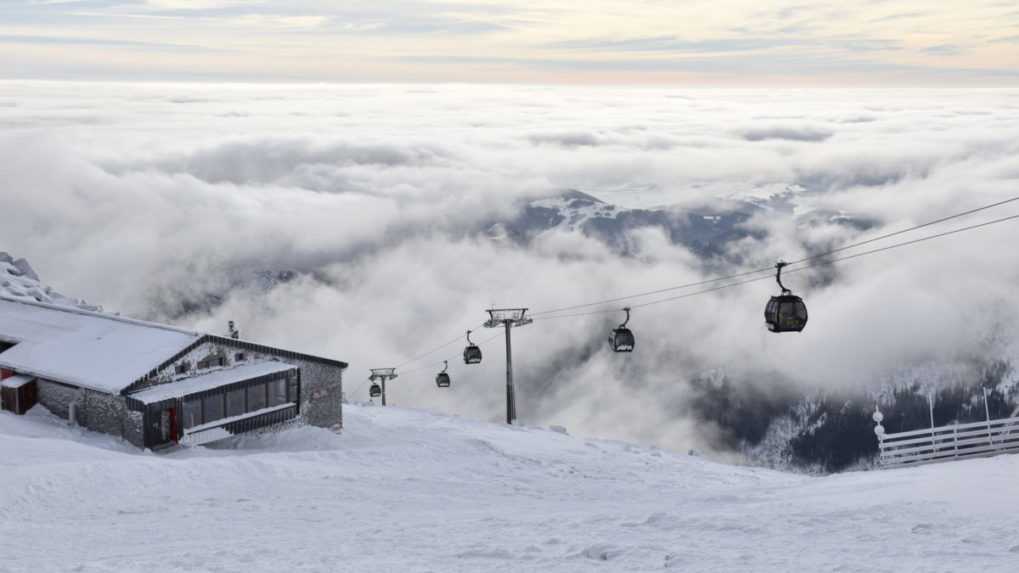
[{"left": 128, "top": 360, "right": 298, "bottom": 404}]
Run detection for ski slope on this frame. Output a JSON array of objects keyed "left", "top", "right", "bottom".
[{"left": 1, "top": 405, "right": 1017, "bottom": 573}]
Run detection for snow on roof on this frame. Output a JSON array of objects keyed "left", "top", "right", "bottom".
[
  {"left": 1, "top": 374, "right": 34, "bottom": 389},
  {"left": 128, "top": 361, "right": 296, "bottom": 404},
  {"left": 0, "top": 297, "right": 200, "bottom": 394}
]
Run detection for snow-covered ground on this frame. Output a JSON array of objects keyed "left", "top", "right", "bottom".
[{"left": 1, "top": 404, "right": 1017, "bottom": 573}]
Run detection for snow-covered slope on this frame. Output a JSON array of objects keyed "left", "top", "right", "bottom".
[
  {"left": 1, "top": 404, "right": 1016, "bottom": 572},
  {"left": 0, "top": 252, "right": 96, "bottom": 310}
]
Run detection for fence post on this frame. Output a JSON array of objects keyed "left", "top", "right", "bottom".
[
  {"left": 872, "top": 406, "right": 885, "bottom": 463},
  {"left": 927, "top": 393, "right": 936, "bottom": 454},
  {"left": 983, "top": 388, "right": 994, "bottom": 447}
]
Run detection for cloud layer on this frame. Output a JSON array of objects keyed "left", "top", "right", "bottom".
[{"left": 3, "top": 81, "right": 1019, "bottom": 454}]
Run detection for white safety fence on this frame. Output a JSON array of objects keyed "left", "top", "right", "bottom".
[{"left": 875, "top": 413, "right": 1019, "bottom": 467}]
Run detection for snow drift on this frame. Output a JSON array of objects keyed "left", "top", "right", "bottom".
[{"left": 1, "top": 403, "right": 1017, "bottom": 572}]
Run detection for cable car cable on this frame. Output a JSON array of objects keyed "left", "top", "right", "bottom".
[
  {"left": 395, "top": 321, "right": 487, "bottom": 369},
  {"left": 532, "top": 212, "right": 1019, "bottom": 317},
  {"left": 528, "top": 194, "right": 1019, "bottom": 318},
  {"left": 381, "top": 197, "right": 1019, "bottom": 371}
]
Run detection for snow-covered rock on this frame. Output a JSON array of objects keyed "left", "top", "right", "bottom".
[{"left": 0, "top": 252, "right": 98, "bottom": 310}]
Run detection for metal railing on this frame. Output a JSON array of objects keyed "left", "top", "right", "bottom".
[{"left": 181, "top": 403, "right": 298, "bottom": 446}]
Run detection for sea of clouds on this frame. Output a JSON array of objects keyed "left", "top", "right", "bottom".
[{"left": 2, "top": 81, "right": 1019, "bottom": 453}]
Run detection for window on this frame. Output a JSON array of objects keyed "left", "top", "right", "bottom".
[
  {"left": 287, "top": 373, "right": 300, "bottom": 404},
  {"left": 175, "top": 361, "right": 191, "bottom": 375},
  {"left": 203, "top": 394, "right": 224, "bottom": 423},
  {"left": 235, "top": 352, "right": 247, "bottom": 362},
  {"left": 197, "top": 352, "right": 226, "bottom": 370},
  {"left": 268, "top": 379, "right": 287, "bottom": 407},
  {"left": 226, "top": 388, "right": 246, "bottom": 417},
  {"left": 183, "top": 398, "right": 201, "bottom": 429},
  {"left": 247, "top": 383, "right": 267, "bottom": 411},
  {"left": 160, "top": 410, "right": 171, "bottom": 441}
]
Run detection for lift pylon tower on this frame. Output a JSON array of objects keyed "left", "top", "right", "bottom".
[
  {"left": 369, "top": 368, "right": 398, "bottom": 406},
  {"left": 483, "top": 308, "right": 532, "bottom": 425}
]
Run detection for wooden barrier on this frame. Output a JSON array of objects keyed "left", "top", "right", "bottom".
[{"left": 874, "top": 408, "right": 1019, "bottom": 467}]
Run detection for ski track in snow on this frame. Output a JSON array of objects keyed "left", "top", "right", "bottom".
[{"left": 1, "top": 405, "right": 1017, "bottom": 573}]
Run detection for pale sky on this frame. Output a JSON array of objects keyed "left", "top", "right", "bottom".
[{"left": 2, "top": 0, "right": 1019, "bottom": 84}]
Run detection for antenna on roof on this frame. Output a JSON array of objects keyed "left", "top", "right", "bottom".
[{"left": 228, "top": 321, "right": 239, "bottom": 339}]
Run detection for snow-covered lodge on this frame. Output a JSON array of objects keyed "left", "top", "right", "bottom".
[{"left": 0, "top": 296, "right": 347, "bottom": 449}]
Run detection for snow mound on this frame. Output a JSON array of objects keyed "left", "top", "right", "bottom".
[
  {"left": 0, "top": 252, "right": 97, "bottom": 310},
  {"left": 2, "top": 403, "right": 1018, "bottom": 572}
]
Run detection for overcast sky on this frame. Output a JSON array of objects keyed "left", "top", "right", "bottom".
[{"left": 2, "top": 0, "right": 1018, "bottom": 84}]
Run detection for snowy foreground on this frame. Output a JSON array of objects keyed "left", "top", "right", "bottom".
[{"left": 2, "top": 405, "right": 1018, "bottom": 573}]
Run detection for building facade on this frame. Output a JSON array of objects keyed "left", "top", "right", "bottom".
[{"left": 0, "top": 297, "right": 347, "bottom": 449}]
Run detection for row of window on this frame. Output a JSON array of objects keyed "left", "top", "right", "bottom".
[
  {"left": 182, "top": 375, "right": 298, "bottom": 430},
  {"left": 174, "top": 351, "right": 250, "bottom": 376}
]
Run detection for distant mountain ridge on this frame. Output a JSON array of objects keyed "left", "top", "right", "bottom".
[{"left": 488, "top": 190, "right": 768, "bottom": 257}]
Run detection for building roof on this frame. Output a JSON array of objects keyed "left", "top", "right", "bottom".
[
  {"left": 128, "top": 360, "right": 297, "bottom": 404},
  {"left": 0, "top": 297, "right": 200, "bottom": 393},
  {"left": 1, "top": 374, "right": 34, "bottom": 389},
  {"left": 0, "top": 296, "right": 346, "bottom": 395}
]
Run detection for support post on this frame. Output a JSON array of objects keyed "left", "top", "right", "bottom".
[
  {"left": 382, "top": 378, "right": 387, "bottom": 407},
  {"left": 484, "top": 308, "right": 532, "bottom": 425},
  {"left": 504, "top": 321, "right": 515, "bottom": 425},
  {"left": 983, "top": 388, "right": 993, "bottom": 446},
  {"left": 872, "top": 406, "right": 885, "bottom": 463}
]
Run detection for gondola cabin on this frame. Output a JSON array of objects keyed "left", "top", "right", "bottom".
[
  {"left": 765, "top": 294, "right": 808, "bottom": 333},
  {"left": 463, "top": 345, "right": 482, "bottom": 364},
  {"left": 765, "top": 261, "right": 808, "bottom": 333},
  {"left": 611, "top": 327, "right": 635, "bottom": 352},
  {"left": 610, "top": 307, "right": 635, "bottom": 353},
  {"left": 435, "top": 360, "right": 451, "bottom": 388},
  {"left": 369, "top": 382, "right": 382, "bottom": 398},
  {"left": 463, "top": 330, "right": 482, "bottom": 365}
]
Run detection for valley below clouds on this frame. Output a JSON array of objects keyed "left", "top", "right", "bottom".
[{"left": 3, "top": 81, "right": 1019, "bottom": 468}]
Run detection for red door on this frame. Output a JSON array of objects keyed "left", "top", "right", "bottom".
[{"left": 168, "top": 407, "right": 179, "bottom": 443}]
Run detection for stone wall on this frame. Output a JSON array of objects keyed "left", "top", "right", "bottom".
[
  {"left": 36, "top": 379, "right": 82, "bottom": 422},
  {"left": 81, "top": 389, "right": 129, "bottom": 437},
  {"left": 37, "top": 379, "right": 134, "bottom": 442},
  {"left": 286, "top": 358, "right": 344, "bottom": 429},
  {"left": 122, "top": 410, "right": 145, "bottom": 448}
]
